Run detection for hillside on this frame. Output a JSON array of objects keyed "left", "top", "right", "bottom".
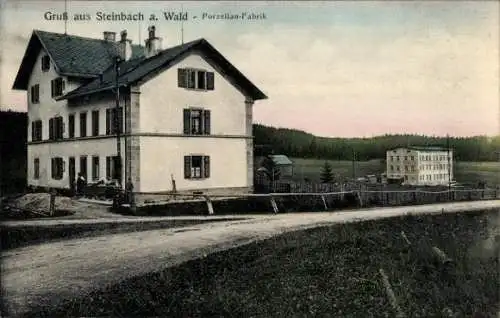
[
  {"left": 0, "top": 110, "right": 27, "bottom": 194},
  {"left": 254, "top": 124, "right": 500, "bottom": 162},
  {"left": 0, "top": 110, "right": 498, "bottom": 195}
]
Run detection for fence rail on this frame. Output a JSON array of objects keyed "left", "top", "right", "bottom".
[{"left": 122, "top": 187, "right": 499, "bottom": 216}]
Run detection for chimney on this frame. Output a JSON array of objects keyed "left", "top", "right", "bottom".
[
  {"left": 144, "top": 26, "right": 163, "bottom": 58},
  {"left": 103, "top": 31, "right": 116, "bottom": 42},
  {"left": 118, "top": 30, "right": 133, "bottom": 61}
]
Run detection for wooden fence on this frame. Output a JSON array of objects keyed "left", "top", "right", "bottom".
[{"left": 128, "top": 187, "right": 499, "bottom": 216}]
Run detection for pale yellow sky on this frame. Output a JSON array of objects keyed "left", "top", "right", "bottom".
[{"left": 1, "top": 1, "right": 498, "bottom": 137}]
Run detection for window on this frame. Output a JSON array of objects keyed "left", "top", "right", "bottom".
[
  {"left": 51, "top": 77, "right": 65, "bottom": 98},
  {"left": 41, "top": 55, "right": 50, "bottom": 71},
  {"left": 68, "top": 114, "right": 75, "bottom": 138},
  {"left": 51, "top": 157, "right": 64, "bottom": 180},
  {"left": 92, "top": 110, "right": 99, "bottom": 136},
  {"left": 404, "top": 156, "right": 408, "bottom": 161},
  {"left": 184, "top": 155, "right": 210, "bottom": 179},
  {"left": 106, "top": 108, "right": 123, "bottom": 135},
  {"left": 80, "top": 156, "right": 87, "bottom": 180},
  {"left": 183, "top": 108, "right": 211, "bottom": 135},
  {"left": 34, "top": 158, "right": 40, "bottom": 179},
  {"left": 92, "top": 156, "right": 99, "bottom": 181},
  {"left": 49, "top": 116, "right": 64, "bottom": 140},
  {"left": 31, "top": 120, "right": 42, "bottom": 141},
  {"left": 30, "top": 85, "right": 40, "bottom": 103},
  {"left": 390, "top": 156, "right": 394, "bottom": 161},
  {"left": 390, "top": 165, "right": 394, "bottom": 171},
  {"left": 396, "top": 156, "right": 400, "bottom": 161},
  {"left": 178, "top": 68, "right": 215, "bottom": 90},
  {"left": 80, "top": 112, "right": 87, "bottom": 137},
  {"left": 106, "top": 156, "right": 122, "bottom": 181}
]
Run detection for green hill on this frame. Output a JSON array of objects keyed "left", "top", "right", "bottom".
[{"left": 253, "top": 124, "right": 500, "bottom": 162}]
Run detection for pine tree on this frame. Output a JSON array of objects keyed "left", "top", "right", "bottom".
[{"left": 320, "top": 161, "right": 334, "bottom": 183}]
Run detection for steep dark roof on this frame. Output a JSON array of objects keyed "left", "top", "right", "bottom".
[
  {"left": 389, "top": 146, "right": 452, "bottom": 152},
  {"left": 58, "top": 38, "right": 267, "bottom": 101},
  {"left": 12, "top": 30, "right": 144, "bottom": 90},
  {"left": 408, "top": 146, "right": 452, "bottom": 152},
  {"left": 13, "top": 30, "right": 268, "bottom": 101}
]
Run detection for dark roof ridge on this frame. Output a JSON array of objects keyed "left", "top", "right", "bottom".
[{"left": 33, "top": 29, "right": 142, "bottom": 46}]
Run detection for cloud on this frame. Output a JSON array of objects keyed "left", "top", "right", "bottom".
[{"left": 0, "top": 2, "right": 498, "bottom": 137}]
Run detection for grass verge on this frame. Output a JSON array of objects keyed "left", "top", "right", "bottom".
[{"left": 19, "top": 209, "right": 499, "bottom": 317}]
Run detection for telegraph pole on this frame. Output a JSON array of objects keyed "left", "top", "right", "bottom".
[
  {"left": 352, "top": 149, "right": 356, "bottom": 180},
  {"left": 115, "top": 57, "right": 122, "bottom": 187},
  {"left": 447, "top": 134, "right": 451, "bottom": 199}
]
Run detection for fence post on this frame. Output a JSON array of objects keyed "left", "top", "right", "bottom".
[
  {"left": 270, "top": 195, "right": 279, "bottom": 214},
  {"left": 321, "top": 195, "right": 328, "bottom": 210},
  {"left": 357, "top": 191, "right": 363, "bottom": 207},
  {"left": 204, "top": 195, "right": 214, "bottom": 215},
  {"left": 49, "top": 188, "right": 56, "bottom": 216}
]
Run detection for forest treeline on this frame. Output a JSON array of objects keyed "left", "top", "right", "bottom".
[
  {"left": 1, "top": 111, "right": 499, "bottom": 164},
  {"left": 253, "top": 124, "right": 500, "bottom": 162}
]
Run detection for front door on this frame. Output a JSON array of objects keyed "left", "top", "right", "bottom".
[{"left": 69, "top": 157, "right": 75, "bottom": 193}]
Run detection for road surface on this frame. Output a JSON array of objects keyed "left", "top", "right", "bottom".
[{"left": 3, "top": 200, "right": 500, "bottom": 316}]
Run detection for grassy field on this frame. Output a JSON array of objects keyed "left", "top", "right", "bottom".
[
  {"left": 290, "top": 158, "right": 500, "bottom": 185},
  {"left": 22, "top": 209, "right": 499, "bottom": 317}
]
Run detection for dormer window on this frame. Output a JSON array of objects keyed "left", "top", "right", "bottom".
[
  {"left": 41, "top": 55, "right": 50, "bottom": 72},
  {"left": 51, "top": 77, "right": 65, "bottom": 98},
  {"left": 178, "top": 68, "right": 214, "bottom": 91}
]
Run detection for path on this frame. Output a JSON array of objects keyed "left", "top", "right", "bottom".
[{"left": 2, "top": 200, "right": 500, "bottom": 316}]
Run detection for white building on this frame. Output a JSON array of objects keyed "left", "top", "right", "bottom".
[
  {"left": 12, "top": 27, "right": 267, "bottom": 202},
  {"left": 386, "top": 147, "right": 454, "bottom": 186}
]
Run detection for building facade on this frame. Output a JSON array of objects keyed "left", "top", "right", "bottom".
[
  {"left": 13, "top": 27, "right": 267, "bottom": 200},
  {"left": 386, "top": 147, "right": 454, "bottom": 186}
]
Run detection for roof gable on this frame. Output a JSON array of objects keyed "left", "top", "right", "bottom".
[
  {"left": 12, "top": 30, "right": 145, "bottom": 90},
  {"left": 270, "top": 155, "right": 293, "bottom": 165},
  {"left": 59, "top": 38, "right": 267, "bottom": 101}
]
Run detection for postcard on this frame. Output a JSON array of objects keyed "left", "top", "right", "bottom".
[{"left": 1, "top": 1, "right": 499, "bottom": 317}]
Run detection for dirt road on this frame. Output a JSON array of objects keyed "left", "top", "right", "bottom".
[{"left": 3, "top": 200, "right": 500, "bottom": 316}]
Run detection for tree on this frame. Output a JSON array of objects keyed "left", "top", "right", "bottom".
[{"left": 320, "top": 161, "right": 334, "bottom": 183}]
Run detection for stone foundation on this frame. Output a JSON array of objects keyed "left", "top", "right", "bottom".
[{"left": 134, "top": 186, "right": 253, "bottom": 206}]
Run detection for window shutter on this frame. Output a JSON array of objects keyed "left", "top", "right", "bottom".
[
  {"left": 31, "top": 122, "right": 35, "bottom": 141},
  {"left": 203, "top": 156, "right": 210, "bottom": 178},
  {"left": 203, "top": 110, "right": 211, "bottom": 135},
  {"left": 106, "top": 109, "right": 110, "bottom": 135},
  {"left": 206, "top": 72, "right": 214, "bottom": 90},
  {"left": 178, "top": 68, "right": 187, "bottom": 88},
  {"left": 61, "top": 79, "right": 65, "bottom": 93},
  {"left": 51, "top": 158, "right": 55, "bottom": 179},
  {"left": 106, "top": 157, "right": 111, "bottom": 179},
  {"left": 184, "top": 156, "right": 191, "bottom": 179},
  {"left": 187, "top": 70, "right": 196, "bottom": 89},
  {"left": 51, "top": 80, "right": 55, "bottom": 98},
  {"left": 49, "top": 118, "right": 54, "bottom": 140},
  {"left": 183, "top": 109, "right": 191, "bottom": 135}
]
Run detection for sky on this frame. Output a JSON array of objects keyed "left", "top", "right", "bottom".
[{"left": 0, "top": 0, "right": 498, "bottom": 138}]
